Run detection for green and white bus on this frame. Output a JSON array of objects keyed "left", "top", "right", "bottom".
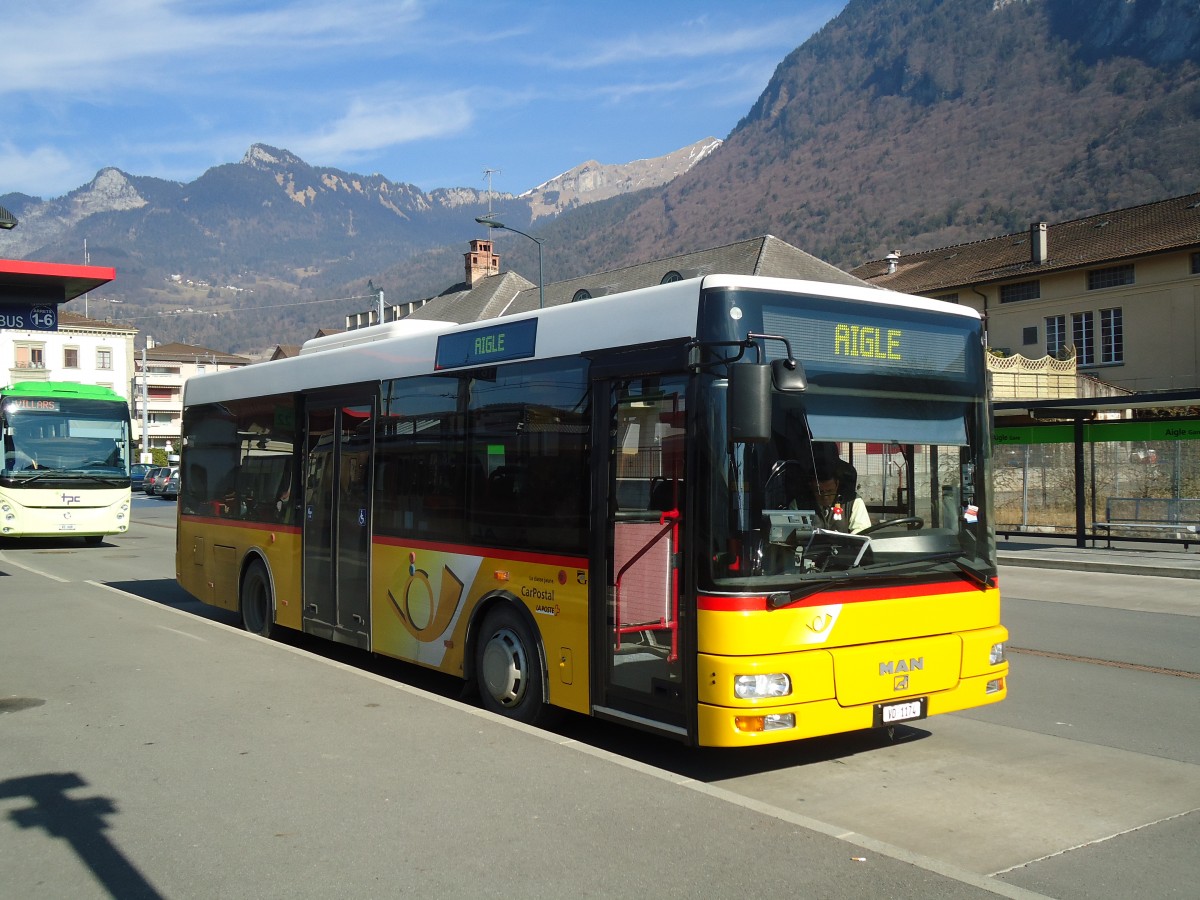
[{"left": 1, "top": 381, "right": 133, "bottom": 543}]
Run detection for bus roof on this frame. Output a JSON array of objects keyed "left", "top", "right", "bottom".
[
  {"left": 184, "top": 275, "right": 981, "bottom": 407},
  {"left": 1, "top": 381, "right": 126, "bottom": 403}
]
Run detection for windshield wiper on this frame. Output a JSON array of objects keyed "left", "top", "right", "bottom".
[
  {"left": 866, "top": 551, "right": 993, "bottom": 588},
  {"left": 768, "top": 572, "right": 857, "bottom": 608},
  {"left": 767, "top": 553, "right": 991, "bottom": 609},
  {"left": 5, "top": 470, "right": 59, "bottom": 483}
]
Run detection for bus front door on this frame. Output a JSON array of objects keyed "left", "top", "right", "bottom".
[
  {"left": 302, "top": 394, "right": 374, "bottom": 648},
  {"left": 590, "top": 372, "right": 688, "bottom": 740}
]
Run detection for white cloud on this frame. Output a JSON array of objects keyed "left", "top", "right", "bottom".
[
  {"left": 0, "top": 0, "right": 426, "bottom": 96},
  {"left": 530, "top": 14, "right": 821, "bottom": 71},
  {"left": 286, "top": 89, "right": 474, "bottom": 162},
  {"left": 0, "top": 142, "right": 90, "bottom": 199}
]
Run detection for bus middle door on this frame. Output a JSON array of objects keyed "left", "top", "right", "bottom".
[{"left": 302, "top": 393, "right": 374, "bottom": 649}]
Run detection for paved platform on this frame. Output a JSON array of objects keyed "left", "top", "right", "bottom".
[
  {"left": 998, "top": 535, "right": 1200, "bottom": 579},
  {"left": 0, "top": 556, "right": 1039, "bottom": 899}
]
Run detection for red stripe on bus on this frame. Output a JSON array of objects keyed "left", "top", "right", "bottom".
[
  {"left": 372, "top": 534, "right": 587, "bottom": 568},
  {"left": 698, "top": 577, "right": 990, "bottom": 612}
]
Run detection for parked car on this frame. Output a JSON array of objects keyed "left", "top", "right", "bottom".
[
  {"left": 130, "top": 463, "right": 151, "bottom": 490},
  {"left": 154, "top": 466, "right": 179, "bottom": 497},
  {"left": 143, "top": 466, "right": 167, "bottom": 494},
  {"left": 161, "top": 469, "right": 180, "bottom": 500}
]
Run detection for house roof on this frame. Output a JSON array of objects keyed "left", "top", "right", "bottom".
[
  {"left": 146, "top": 341, "right": 250, "bottom": 365},
  {"left": 58, "top": 310, "right": 138, "bottom": 334},
  {"left": 270, "top": 344, "right": 302, "bottom": 360},
  {"left": 407, "top": 234, "right": 868, "bottom": 324},
  {"left": 850, "top": 192, "right": 1200, "bottom": 294}
]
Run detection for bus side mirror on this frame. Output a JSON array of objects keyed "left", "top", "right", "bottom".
[
  {"left": 729, "top": 364, "right": 772, "bottom": 443},
  {"left": 772, "top": 358, "right": 807, "bottom": 392}
]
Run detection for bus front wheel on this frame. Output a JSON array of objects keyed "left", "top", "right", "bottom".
[
  {"left": 475, "top": 605, "right": 546, "bottom": 725},
  {"left": 240, "top": 560, "right": 277, "bottom": 639}
]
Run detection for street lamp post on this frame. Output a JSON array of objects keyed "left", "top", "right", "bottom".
[{"left": 474, "top": 216, "right": 543, "bottom": 309}]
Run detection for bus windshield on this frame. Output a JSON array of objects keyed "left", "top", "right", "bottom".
[
  {"left": 695, "top": 287, "right": 993, "bottom": 592},
  {"left": 1, "top": 399, "right": 131, "bottom": 481}
]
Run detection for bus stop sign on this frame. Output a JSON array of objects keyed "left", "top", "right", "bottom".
[{"left": 0, "top": 303, "right": 58, "bottom": 331}]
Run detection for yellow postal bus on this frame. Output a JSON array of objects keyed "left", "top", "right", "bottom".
[{"left": 176, "top": 275, "right": 1007, "bottom": 747}]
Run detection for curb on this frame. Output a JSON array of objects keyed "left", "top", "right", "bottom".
[{"left": 998, "top": 554, "right": 1200, "bottom": 580}]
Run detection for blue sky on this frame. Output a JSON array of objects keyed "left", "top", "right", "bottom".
[{"left": 1, "top": 0, "right": 846, "bottom": 201}]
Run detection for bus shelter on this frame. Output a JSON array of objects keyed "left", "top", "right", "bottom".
[
  {"left": 1, "top": 258, "right": 116, "bottom": 332},
  {"left": 993, "top": 391, "right": 1200, "bottom": 548}
]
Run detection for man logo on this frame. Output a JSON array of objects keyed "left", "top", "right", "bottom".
[{"left": 878, "top": 657, "right": 923, "bottom": 676}]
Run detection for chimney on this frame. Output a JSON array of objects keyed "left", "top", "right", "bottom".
[
  {"left": 885, "top": 250, "right": 900, "bottom": 275},
  {"left": 1030, "top": 222, "right": 1048, "bottom": 264},
  {"left": 464, "top": 239, "right": 500, "bottom": 286}
]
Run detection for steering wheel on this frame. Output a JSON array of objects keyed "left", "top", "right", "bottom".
[{"left": 859, "top": 516, "right": 924, "bottom": 535}]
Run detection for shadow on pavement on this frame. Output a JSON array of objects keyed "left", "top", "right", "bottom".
[{"left": 103, "top": 577, "right": 924, "bottom": 785}]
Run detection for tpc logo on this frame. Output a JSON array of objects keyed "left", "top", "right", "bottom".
[{"left": 61, "top": 494, "right": 82, "bottom": 505}]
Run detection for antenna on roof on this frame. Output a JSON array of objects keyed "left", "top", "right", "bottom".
[{"left": 482, "top": 167, "right": 501, "bottom": 215}]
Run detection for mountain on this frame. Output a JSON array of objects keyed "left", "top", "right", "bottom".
[
  {"left": 544, "top": 0, "right": 1200, "bottom": 274},
  {"left": 523, "top": 138, "right": 721, "bottom": 221},
  {"left": 5, "top": 0, "right": 1198, "bottom": 354},
  {"left": 1, "top": 140, "right": 718, "bottom": 353}
]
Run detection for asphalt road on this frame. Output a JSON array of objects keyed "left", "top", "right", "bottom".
[{"left": 3, "top": 494, "right": 1198, "bottom": 899}]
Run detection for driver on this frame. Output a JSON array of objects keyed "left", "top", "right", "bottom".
[{"left": 811, "top": 444, "right": 871, "bottom": 534}]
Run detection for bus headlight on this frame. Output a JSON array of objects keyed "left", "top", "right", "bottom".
[
  {"left": 989, "top": 642, "right": 1006, "bottom": 666},
  {"left": 734, "top": 673, "right": 792, "bottom": 699}
]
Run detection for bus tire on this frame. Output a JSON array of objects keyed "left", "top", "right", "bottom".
[
  {"left": 475, "top": 605, "right": 547, "bottom": 725},
  {"left": 240, "top": 559, "right": 277, "bottom": 639}
]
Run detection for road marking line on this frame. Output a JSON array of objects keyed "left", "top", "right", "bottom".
[{"left": 0, "top": 553, "right": 69, "bottom": 582}]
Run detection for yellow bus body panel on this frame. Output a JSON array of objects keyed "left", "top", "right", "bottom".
[
  {"left": 695, "top": 583, "right": 1007, "bottom": 748},
  {"left": 176, "top": 517, "right": 303, "bottom": 630},
  {"left": 370, "top": 541, "right": 591, "bottom": 716}
]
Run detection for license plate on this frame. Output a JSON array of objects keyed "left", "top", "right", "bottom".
[
  {"left": 58, "top": 524, "right": 77, "bottom": 532},
  {"left": 874, "top": 697, "right": 927, "bottom": 727}
]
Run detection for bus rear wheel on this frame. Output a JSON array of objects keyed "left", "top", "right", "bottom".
[
  {"left": 240, "top": 560, "right": 277, "bottom": 639},
  {"left": 475, "top": 605, "right": 546, "bottom": 725}
]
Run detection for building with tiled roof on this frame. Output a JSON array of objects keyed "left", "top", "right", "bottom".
[
  {"left": 851, "top": 193, "right": 1200, "bottom": 392},
  {"left": 2, "top": 309, "right": 138, "bottom": 402},
  {"left": 348, "top": 234, "right": 867, "bottom": 330}
]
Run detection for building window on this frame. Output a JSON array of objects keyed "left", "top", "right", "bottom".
[
  {"left": 97, "top": 348, "right": 113, "bottom": 370},
  {"left": 1087, "top": 264, "right": 1134, "bottom": 290},
  {"left": 196, "top": 364, "right": 207, "bottom": 374},
  {"left": 63, "top": 347, "right": 80, "bottom": 368},
  {"left": 933, "top": 293, "right": 959, "bottom": 304},
  {"left": 1022, "top": 326, "right": 1038, "bottom": 346},
  {"left": 1072, "top": 311, "right": 1094, "bottom": 365},
  {"left": 15, "top": 343, "right": 46, "bottom": 369},
  {"left": 660, "top": 270, "right": 683, "bottom": 284},
  {"left": 1191, "top": 252, "right": 1200, "bottom": 275},
  {"left": 1000, "top": 280, "right": 1040, "bottom": 303},
  {"left": 1100, "top": 308, "right": 1123, "bottom": 364},
  {"left": 571, "top": 289, "right": 592, "bottom": 302},
  {"left": 1045, "top": 316, "right": 1066, "bottom": 356}
]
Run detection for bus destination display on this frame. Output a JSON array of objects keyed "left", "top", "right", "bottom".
[{"left": 435, "top": 319, "right": 537, "bottom": 370}]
